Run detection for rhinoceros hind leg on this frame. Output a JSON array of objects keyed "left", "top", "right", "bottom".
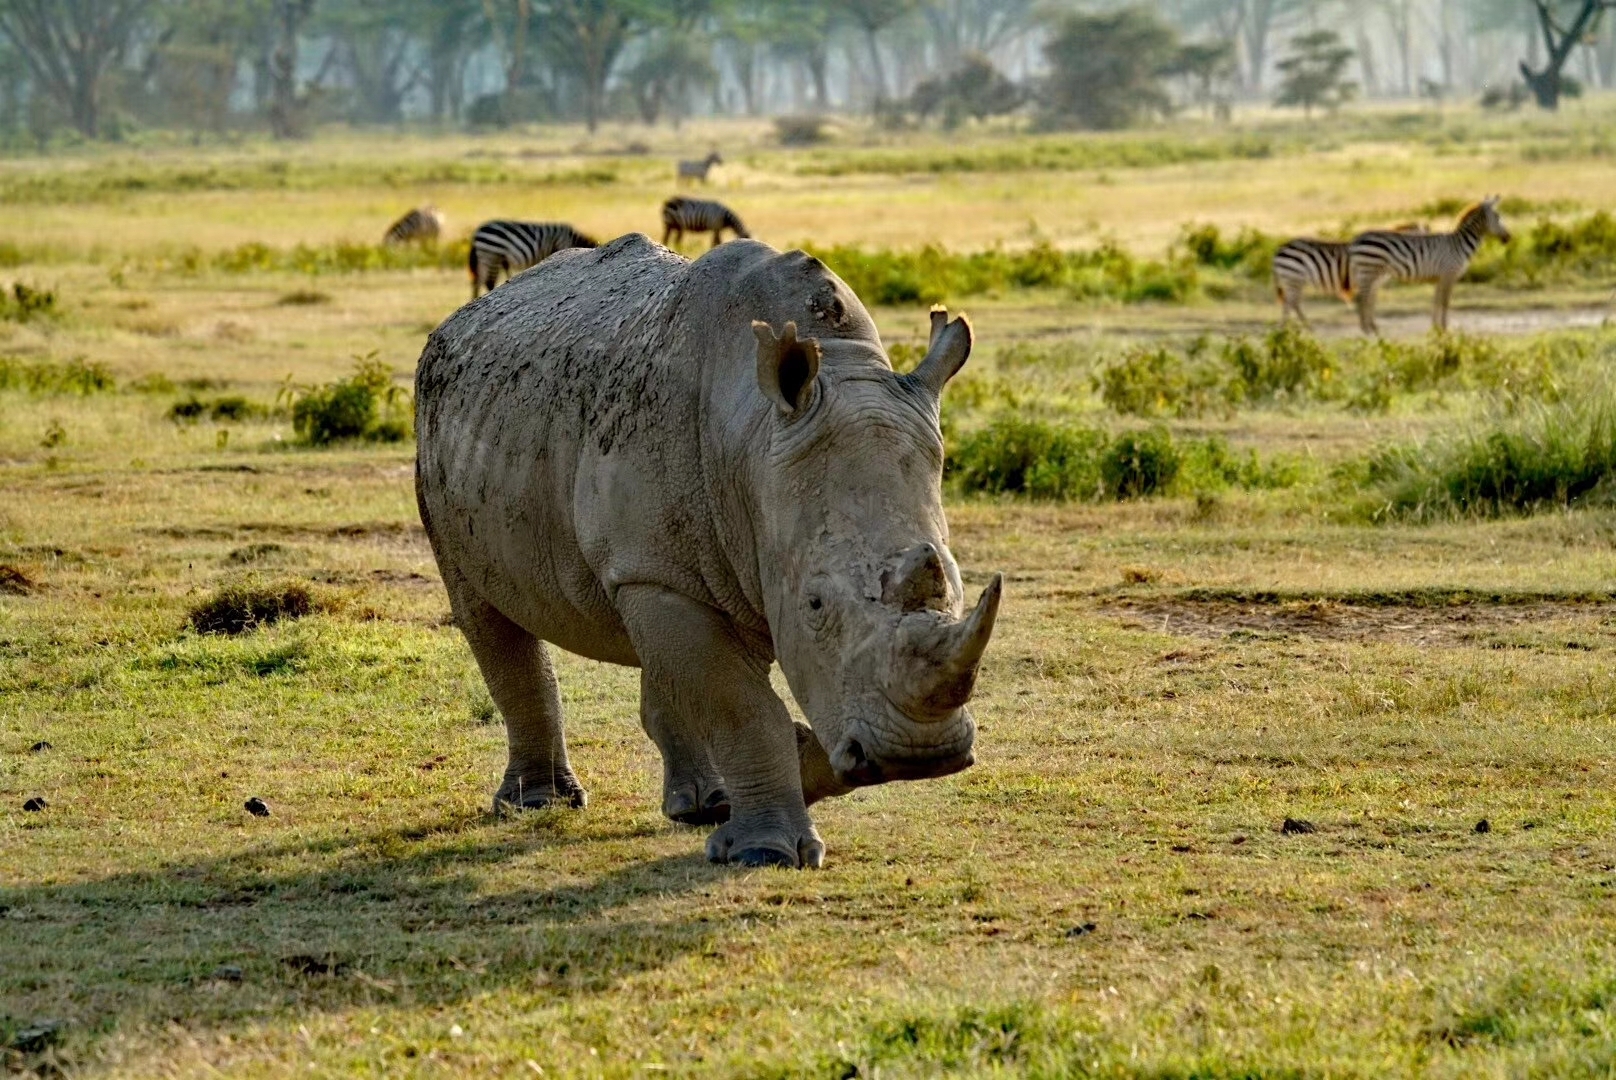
[
  {"left": 448, "top": 576, "right": 586, "bottom": 812},
  {"left": 642, "top": 674, "right": 730, "bottom": 825},
  {"left": 617, "top": 585, "right": 822, "bottom": 868}
]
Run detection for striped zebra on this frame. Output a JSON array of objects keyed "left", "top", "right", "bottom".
[
  {"left": 468, "top": 221, "right": 599, "bottom": 299},
  {"left": 382, "top": 206, "right": 444, "bottom": 246},
  {"left": 661, "top": 196, "right": 749, "bottom": 249},
  {"left": 1348, "top": 197, "right": 1511, "bottom": 335},
  {"left": 1272, "top": 224, "right": 1426, "bottom": 324},
  {"left": 676, "top": 151, "right": 722, "bottom": 185}
]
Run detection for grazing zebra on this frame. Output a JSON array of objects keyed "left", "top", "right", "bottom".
[
  {"left": 1348, "top": 197, "right": 1511, "bottom": 335},
  {"left": 468, "top": 220, "right": 598, "bottom": 299},
  {"left": 382, "top": 205, "right": 444, "bottom": 246},
  {"left": 661, "top": 196, "right": 749, "bottom": 249},
  {"left": 1272, "top": 224, "right": 1426, "bottom": 325},
  {"left": 676, "top": 151, "right": 722, "bottom": 185}
]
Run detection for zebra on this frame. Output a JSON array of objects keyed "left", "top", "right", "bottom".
[
  {"left": 1347, "top": 197, "right": 1511, "bottom": 335},
  {"left": 676, "top": 151, "right": 722, "bottom": 185},
  {"left": 382, "top": 205, "right": 445, "bottom": 246},
  {"left": 1272, "top": 224, "right": 1427, "bottom": 325},
  {"left": 661, "top": 196, "right": 749, "bottom": 249},
  {"left": 468, "top": 220, "right": 599, "bottom": 299}
]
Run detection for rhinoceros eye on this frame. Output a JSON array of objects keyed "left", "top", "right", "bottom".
[{"left": 804, "top": 582, "right": 831, "bottom": 632}]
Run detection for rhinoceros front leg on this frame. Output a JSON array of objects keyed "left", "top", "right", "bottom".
[
  {"left": 641, "top": 672, "right": 731, "bottom": 825},
  {"left": 450, "top": 582, "right": 587, "bottom": 812},
  {"left": 617, "top": 585, "right": 823, "bottom": 868}
]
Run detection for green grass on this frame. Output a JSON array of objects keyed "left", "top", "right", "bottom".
[{"left": 6, "top": 113, "right": 1616, "bottom": 1077}]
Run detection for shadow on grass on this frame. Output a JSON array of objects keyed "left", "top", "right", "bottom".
[{"left": 1, "top": 814, "right": 729, "bottom": 1052}]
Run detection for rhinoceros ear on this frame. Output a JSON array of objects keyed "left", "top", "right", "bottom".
[
  {"left": 753, "top": 320, "right": 821, "bottom": 415},
  {"left": 910, "top": 306, "right": 972, "bottom": 395}
]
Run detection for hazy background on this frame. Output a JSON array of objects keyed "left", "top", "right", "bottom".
[{"left": 0, "top": 0, "right": 1609, "bottom": 145}]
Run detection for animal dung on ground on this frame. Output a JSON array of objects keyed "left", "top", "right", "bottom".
[
  {"left": 29, "top": 740, "right": 52, "bottom": 753},
  {"left": 1065, "top": 922, "right": 1097, "bottom": 938},
  {"left": 1280, "top": 817, "right": 1317, "bottom": 834},
  {"left": 244, "top": 796, "right": 270, "bottom": 817},
  {"left": 1475, "top": 818, "right": 1491, "bottom": 834},
  {"left": 210, "top": 964, "right": 244, "bottom": 982},
  {"left": 23, "top": 797, "right": 47, "bottom": 811}
]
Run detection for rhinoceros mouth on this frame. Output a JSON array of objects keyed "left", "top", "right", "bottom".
[{"left": 829, "top": 702, "right": 976, "bottom": 787}]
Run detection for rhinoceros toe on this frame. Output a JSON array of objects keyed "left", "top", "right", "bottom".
[
  {"left": 706, "top": 817, "right": 824, "bottom": 869},
  {"left": 492, "top": 772, "right": 588, "bottom": 814},
  {"left": 665, "top": 785, "right": 731, "bottom": 826}
]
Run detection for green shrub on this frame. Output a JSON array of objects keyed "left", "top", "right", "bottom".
[
  {"left": 1095, "top": 343, "right": 1227, "bottom": 417},
  {"left": 1180, "top": 436, "right": 1306, "bottom": 491},
  {"left": 0, "top": 357, "right": 114, "bottom": 395},
  {"left": 950, "top": 415, "right": 1107, "bottom": 500},
  {"left": 1369, "top": 390, "right": 1616, "bottom": 518},
  {"left": 290, "top": 355, "right": 412, "bottom": 446},
  {"left": 1101, "top": 427, "right": 1181, "bottom": 498},
  {"left": 1226, "top": 324, "right": 1336, "bottom": 402},
  {"left": 0, "top": 282, "right": 58, "bottom": 322},
  {"left": 187, "top": 579, "right": 316, "bottom": 635}
]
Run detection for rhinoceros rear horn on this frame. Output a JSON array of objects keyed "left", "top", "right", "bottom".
[
  {"left": 753, "top": 320, "right": 821, "bottom": 414},
  {"left": 910, "top": 307, "right": 973, "bottom": 396}
]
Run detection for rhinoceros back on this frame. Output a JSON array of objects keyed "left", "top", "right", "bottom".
[{"left": 415, "top": 233, "right": 883, "bottom": 661}]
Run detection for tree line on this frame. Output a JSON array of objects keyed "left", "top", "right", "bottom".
[{"left": 0, "top": 0, "right": 1610, "bottom": 145}]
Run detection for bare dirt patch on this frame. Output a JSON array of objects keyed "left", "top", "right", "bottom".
[{"left": 1096, "top": 588, "right": 1616, "bottom": 648}]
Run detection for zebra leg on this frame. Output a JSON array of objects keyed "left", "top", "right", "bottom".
[
  {"left": 662, "top": 226, "right": 672, "bottom": 246},
  {"left": 1355, "top": 282, "right": 1380, "bottom": 336},
  {"left": 711, "top": 230, "right": 722, "bottom": 249},
  {"left": 1434, "top": 279, "right": 1454, "bottom": 333}
]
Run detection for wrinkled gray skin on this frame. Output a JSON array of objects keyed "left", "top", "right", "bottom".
[{"left": 415, "top": 234, "right": 1003, "bottom": 868}]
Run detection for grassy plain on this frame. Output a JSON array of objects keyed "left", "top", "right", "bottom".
[{"left": 4, "top": 102, "right": 1616, "bottom": 1077}]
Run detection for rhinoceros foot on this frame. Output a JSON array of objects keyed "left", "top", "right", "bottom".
[
  {"left": 492, "top": 769, "right": 588, "bottom": 814},
  {"left": 665, "top": 784, "right": 731, "bottom": 826},
  {"left": 706, "top": 813, "right": 825, "bottom": 869}
]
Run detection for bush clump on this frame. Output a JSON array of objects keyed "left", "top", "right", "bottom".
[
  {"left": 188, "top": 579, "right": 316, "bottom": 635},
  {"left": 289, "top": 356, "right": 412, "bottom": 446},
  {"left": 0, "top": 282, "right": 58, "bottom": 322},
  {"left": 0, "top": 357, "right": 115, "bottom": 395},
  {"left": 807, "top": 241, "right": 1198, "bottom": 307},
  {"left": 950, "top": 415, "right": 1109, "bottom": 500},
  {"left": 1369, "top": 389, "right": 1616, "bottom": 519},
  {"left": 1101, "top": 427, "right": 1182, "bottom": 497},
  {"left": 168, "top": 394, "right": 264, "bottom": 423}
]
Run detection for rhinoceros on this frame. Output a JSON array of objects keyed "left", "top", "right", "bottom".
[{"left": 414, "top": 234, "right": 1003, "bottom": 868}]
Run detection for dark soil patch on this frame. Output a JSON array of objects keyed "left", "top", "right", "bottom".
[
  {"left": 0, "top": 564, "right": 35, "bottom": 595},
  {"left": 1096, "top": 588, "right": 1616, "bottom": 647}
]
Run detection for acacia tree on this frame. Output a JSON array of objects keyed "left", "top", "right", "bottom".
[
  {"left": 1520, "top": 0, "right": 1616, "bottom": 108},
  {"left": 1039, "top": 7, "right": 1181, "bottom": 130},
  {"left": 541, "top": 0, "right": 640, "bottom": 133},
  {"left": 0, "top": 0, "right": 151, "bottom": 137},
  {"left": 1273, "top": 28, "right": 1356, "bottom": 116},
  {"left": 832, "top": 0, "right": 917, "bottom": 108}
]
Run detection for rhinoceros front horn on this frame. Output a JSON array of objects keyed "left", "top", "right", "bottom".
[{"left": 892, "top": 573, "right": 1003, "bottom": 716}]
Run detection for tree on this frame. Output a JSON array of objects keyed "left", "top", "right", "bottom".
[
  {"left": 1170, "top": 38, "right": 1237, "bottom": 116},
  {"left": 267, "top": 0, "right": 316, "bottom": 138},
  {"left": 0, "top": 0, "right": 151, "bottom": 137},
  {"left": 625, "top": 29, "right": 714, "bottom": 124},
  {"left": 540, "top": 0, "right": 640, "bottom": 133},
  {"left": 1273, "top": 28, "right": 1356, "bottom": 116},
  {"left": 908, "top": 52, "right": 1021, "bottom": 127},
  {"left": 832, "top": 0, "right": 918, "bottom": 108},
  {"left": 1520, "top": 0, "right": 1616, "bottom": 108},
  {"left": 1039, "top": 7, "right": 1181, "bottom": 130}
]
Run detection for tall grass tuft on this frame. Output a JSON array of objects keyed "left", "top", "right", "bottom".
[{"left": 1369, "top": 387, "right": 1616, "bottom": 518}]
